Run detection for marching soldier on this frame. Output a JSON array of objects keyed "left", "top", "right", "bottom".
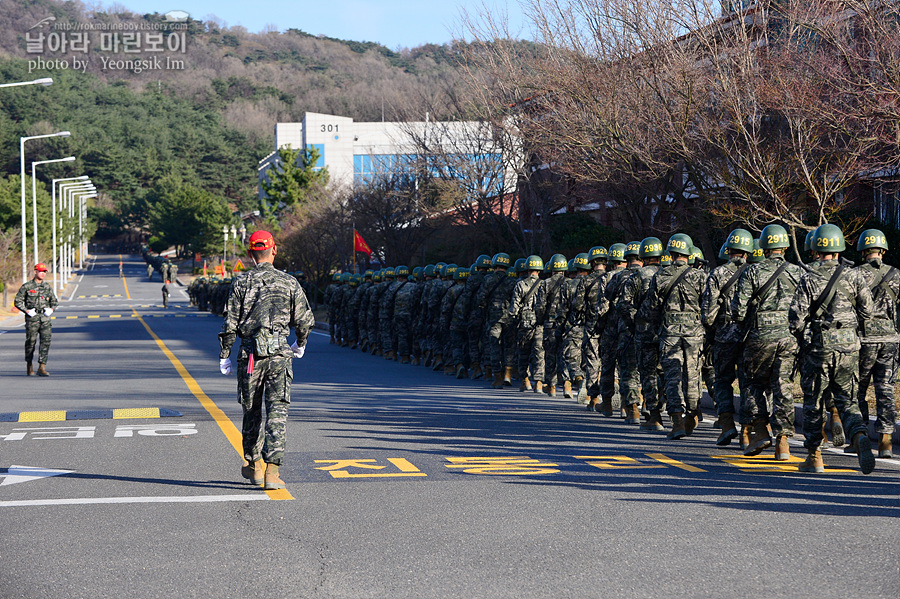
[
  {"left": 559, "top": 252, "right": 592, "bottom": 402},
  {"left": 788, "top": 224, "right": 876, "bottom": 474},
  {"left": 478, "top": 253, "right": 516, "bottom": 388},
  {"left": 533, "top": 253, "right": 569, "bottom": 396},
  {"left": 598, "top": 244, "right": 628, "bottom": 414},
  {"left": 508, "top": 255, "right": 544, "bottom": 391},
  {"left": 582, "top": 246, "right": 608, "bottom": 410}
]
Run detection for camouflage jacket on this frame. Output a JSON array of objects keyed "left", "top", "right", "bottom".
[
  {"left": 356, "top": 281, "right": 373, "bottom": 328},
  {"left": 637, "top": 261, "right": 706, "bottom": 339},
  {"left": 219, "top": 262, "right": 314, "bottom": 359},
  {"left": 440, "top": 282, "right": 466, "bottom": 333},
  {"left": 394, "top": 279, "right": 422, "bottom": 319},
  {"left": 601, "top": 266, "right": 634, "bottom": 338},
  {"left": 701, "top": 257, "right": 749, "bottom": 343},
  {"left": 324, "top": 283, "right": 339, "bottom": 313},
  {"left": 788, "top": 259, "right": 874, "bottom": 354},
  {"left": 534, "top": 273, "right": 567, "bottom": 327},
  {"left": 731, "top": 255, "right": 802, "bottom": 343},
  {"left": 507, "top": 274, "right": 542, "bottom": 328},
  {"left": 458, "top": 270, "right": 487, "bottom": 321},
  {"left": 379, "top": 280, "right": 406, "bottom": 321},
  {"left": 854, "top": 258, "right": 900, "bottom": 343},
  {"left": 618, "top": 264, "right": 660, "bottom": 342},
  {"left": 426, "top": 279, "right": 453, "bottom": 325},
  {"left": 557, "top": 274, "right": 591, "bottom": 328},
  {"left": 15, "top": 279, "right": 59, "bottom": 317},
  {"left": 476, "top": 271, "right": 509, "bottom": 313},
  {"left": 367, "top": 282, "right": 387, "bottom": 324}
]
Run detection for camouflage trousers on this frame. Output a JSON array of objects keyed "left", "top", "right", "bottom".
[
  {"left": 742, "top": 337, "right": 798, "bottom": 437},
  {"left": 449, "top": 327, "right": 469, "bottom": 367},
  {"left": 858, "top": 342, "right": 898, "bottom": 435},
  {"left": 236, "top": 350, "right": 293, "bottom": 466},
  {"left": 562, "top": 325, "right": 585, "bottom": 380},
  {"left": 24, "top": 316, "right": 52, "bottom": 364},
  {"left": 367, "top": 316, "right": 380, "bottom": 351},
  {"left": 616, "top": 331, "right": 641, "bottom": 407},
  {"left": 515, "top": 323, "right": 538, "bottom": 378},
  {"left": 540, "top": 325, "right": 561, "bottom": 385},
  {"left": 701, "top": 347, "right": 715, "bottom": 404},
  {"left": 328, "top": 310, "right": 338, "bottom": 338},
  {"left": 487, "top": 318, "right": 515, "bottom": 371},
  {"left": 394, "top": 315, "right": 413, "bottom": 357},
  {"left": 660, "top": 335, "right": 703, "bottom": 415},
  {"left": 531, "top": 326, "right": 546, "bottom": 381},
  {"left": 466, "top": 318, "right": 485, "bottom": 366},
  {"left": 342, "top": 315, "right": 358, "bottom": 345},
  {"left": 380, "top": 316, "right": 395, "bottom": 354},
  {"left": 800, "top": 350, "right": 867, "bottom": 452},
  {"left": 637, "top": 338, "right": 664, "bottom": 412},
  {"left": 598, "top": 329, "right": 619, "bottom": 400},
  {"left": 583, "top": 332, "right": 601, "bottom": 398},
  {"left": 711, "top": 341, "right": 745, "bottom": 419}
]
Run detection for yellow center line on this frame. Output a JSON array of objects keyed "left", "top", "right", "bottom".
[{"left": 131, "top": 307, "right": 292, "bottom": 500}]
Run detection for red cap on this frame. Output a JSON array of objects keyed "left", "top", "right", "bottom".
[
  {"left": 34, "top": 263, "right": 48, "bottom": 272},
  {"left": 248, "top": 230, "right": 275, "bottom": 250}
]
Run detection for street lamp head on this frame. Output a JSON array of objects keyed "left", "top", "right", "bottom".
[
  {"left": 56, "top": 131, "right": 71, "bottom": 138},
  {"left": 35, "top": 78, "right": 53, "bottom": 86}
]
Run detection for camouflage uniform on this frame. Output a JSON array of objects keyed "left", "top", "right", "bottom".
[
  {"left": 701, "top": 256, "right": 750, "bottom": 421},
  {"left": 461, "top": 270, "right": 488, "bottom": 370},
  {"left": 356, "top": 279, "right": 374, "bottom": 348},
  {"left": 15, "top": 279, "right": 59, "bottom": 365},
  {"left": 533, "top": 272, "right": 568, "bottom": 385},
  {"left": 449, "top": 281, "right": 472, "bottom": 369},
  {"left": 788, "top": 259, "right": 874, "bottom": 452},
  {"left": 425, "top": 278, "right": 453, "bottom": 360},
  {"left": 731, "top": 255, "right": 802, "bottom": 437},
  {"left": 585, "top": 270, "right": 613, "bottom": 400},
  {"left": 598, "top": 266, "right": 629, "bottom": 401},
  {"left": 508, "top": 273, "right": 543, "bottom": 379},
  {"left": 557, "top": 274, "right": 587, "bottom": 384},
  {"left": 854, "top": 258, "right": 899, "bottom": 435},
  {"left": 367, "top": 280, "right": 387, "bottom": 353},
  {"left": 395, "top": 279, "right": 423, "bottom": 359},
  {"left": 380, "top": 278, "right": 406, "bottom": 355},
  {"left": 324, "top": 281, "right": 341, "bottom": 340},
  {"left": 439, "top": 280, "right": 467, "bottom": 361},
  {"left": 343, "top": 282, "right": 362, "bottom": 347},
  {"left": 478, "top": 272, "right": 517, "bottom": 373},
  {"left": 219, "top": 262, "right": 314, "bottom": 466},
  {"left": 605, "top": 266, "right": 642, "bottom": 407},
  {"left": 620, "top": 263, "right": 663, "bottom": 413},
  {"left": 638, "top": 261, "right": 707, "bottom": 417}
]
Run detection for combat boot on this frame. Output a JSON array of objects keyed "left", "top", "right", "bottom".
[
  {"left": 829, "top": 407, "right": 845, "bottom": 447},
  {"left": 471, "top": 363, "right": 484, "bottom": 380},
  {"left": 350, "top": 342, "right": 358, "bottom": 350},
  {"left": 510, "top": 367, "right": 520, "bottom": 380},
  {"left": 456, "top": 364, "right": 468, "bottom": 379},
  {"left": 740, "top": 424, "right": 752, "bottom": 451},
  {"left": 744, "top": 419, "right": 772, "bottom": 456},
  {"left": 411, "top": 355, "right": 420, "bottom": 366},
  {"left": 547, "top": 384, "right": 557, "bottom": 398},
  {"left": 520, "top": 377, "right": 532, "bottom": 392},
  {"left": 241, "top": 459, "right": 265, "bottom": 486},
  {"left": 667, "top": 413, "right": 686, "bottom": 440},
  {"left": 574, "top": 376, "right": 587, "bottom": 404},
  {"left": 715, "top": 413, "right": 739, "bottom": 447},
  {"left": 341, "top": 339, "right": 349, "bottom": 347},
  {"left": 400, "top": 355, "right": 411, "bottom": 364},
  {"left": 444, "top": 364, "right": 455, "bottom": 375},
  {"left": 264, "top": 464, "right": 286, "bottom": 490},
  {"left": 641, "top": 409, "right": 665, "bottom": 431},
  {"left": 684, "top": 410, "right": 699, "bottom": 436},
  {"left": 534, "top": 381, "right": 543, "bottom": 394},
  {"left": 423, "top": 351, "right": 433, "bottom": 367},
  {"left": 587, "top": 396, "right": 598, "bottom": 411},
  {"left": 563, "top": 380, "right": 573, "bottom": 399},
  {"left": 330, "top": 334, "right": 336, "bottom": 344},
  {"left": 878, "top": 434, "right": 893, "bottom": 459},
  {"left": 360, "top": 341, "right": 369, "bottom": 353},
  {"left": 37, "top": 363, "right": 49, "bottom": 377},
  {"left": 598, "top": 396, "right": 613, "bottom": 417},
  {"left": 774, "top": 436, "right": 791, "bottom": 461},
  {"left": 432, "top": 354, "right": 444, "bottom": 371},
  {"left": 484, "top": 366, "right": 493, "bottom": 380},
  {"left": 852, "top": 432, "right": 875, "bottom": 474},
  {"left": 26, "top": 362, "right": 33, "bottom": 376},
  {"left": 490, "top": 371, "right": 504, "bottom": 389},
  {"left": 624, "top": 403, "right": 641, "bottom": 425},
  {"left": 502, "top": 367, "right": 513, "bottom": 386},
  {"left": 798, "top": 449, "right": 824, "bottom": 473}
]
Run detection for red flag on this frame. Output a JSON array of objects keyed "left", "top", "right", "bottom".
[{"left": 353, "top": 230, "right": 373, "bottom": 256}]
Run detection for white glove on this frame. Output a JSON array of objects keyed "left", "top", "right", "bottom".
[
  {"left": 44, "top": 308, "right": 53, "bottom": 316},
  {"left": 290, "top": 341, "right": 306, "bottom": 359},
  {"left": 25, "top": 309, "right": 37, "bottom": 317},
  {"left": 219, "top": 358, "right": 233, "bottom": 375}
]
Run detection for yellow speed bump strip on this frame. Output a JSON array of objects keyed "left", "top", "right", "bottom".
[{"left": 133, "top": 309, "right": 292, "bottom": 500}]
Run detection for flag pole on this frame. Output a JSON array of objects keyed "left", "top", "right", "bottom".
[{"left": 352, "top": 224, "right": 357, "bottom": 274}]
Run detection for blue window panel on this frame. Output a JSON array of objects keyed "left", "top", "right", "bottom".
[{"left": 309, "top": 144, "right": 325, "bottom": 169}]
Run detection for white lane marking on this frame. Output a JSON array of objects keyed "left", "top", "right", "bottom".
[
  {"left": 0, "top": 494, "right": 271, "bottom": 508},
  {"left": 1, "top": 466, "right": 74, "bottom": 486},
  {"left": 311, "top": 330, "right": 330, "bottom": 337}
]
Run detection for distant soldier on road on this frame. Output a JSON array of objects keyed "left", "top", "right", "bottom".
[
  {"left": 15, "top": 263, "right": 58, "bottom": 377},
  {"left": 218, "top": 230, "right": 315, "bottom": 490}
]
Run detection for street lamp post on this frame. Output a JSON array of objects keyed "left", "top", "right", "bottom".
[
  {"left": 52, "top": 176, "right": 91, "bottom": 293},
  {"left": 20, "top": 131, "right": 71, "bottom": 282},
  {"left": 0, "top": 77, "right": 53, "bottom": 89},
  {"left": 222, "top": 225, "right": 229, "bottom": 270},
  {"left": 32, "top": 156, "right": 75, "bottom": 264},
  {"left": 230, "top": 225, "right": 237, "bottom": 262},
  {"left": 62, "top": 188, "right": 95, "bottom": 283},
  {"left": 60, "top": 183, "right": 94, "bottom": 289}
]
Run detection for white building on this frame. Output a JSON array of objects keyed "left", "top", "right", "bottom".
[{"left": 258, "top": 111, "right": 518, "bottom": 197}]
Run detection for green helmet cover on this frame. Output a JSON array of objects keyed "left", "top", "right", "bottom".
[
  {"left": 423, "top": 265, "right": 436, "bottom": 277},
  {"left": 549, "top": 253, "right": 568, "bottom": 272},
  {"left": 857, "top": 229, "right": 888, "bottom": 252},
  {"left": 725, "top": 228, "right": 754, "bottom": 252},
  {"left": 526, "top": 255, "right": 544, "bottom": 271},
  {"left": 394, "top": 265, "right": 410, "bottom": 277},
  {"left": 574, "top": 252, "right": 591, "bottom": 270},
  {"left": 750, "top": 239, "right": 765, "bottom": 263},
  {"left": 476, "top": 254, "right": 492, "bottom": 269},
  {"left": 454, "top": 267, "right": 469, "bottom": 280},
  {"left": 639, "top": 237, "right": 664, "bottom": 258},
  {"left": 759, "top": 224, "right": 790, "bottom": 250},
  {"left": 588, "top": 246, "right": 608, "bottom": 262},
  {"left": 625, "top": 241, "right": 641, "bottom": 257},
  {"left": 667, "top": 233, "right": 693, "bottom": 256},
  {"left": 491, "top": 252, "right": 511, "bottom": 268},
  {"left": 660, "top": 252, "right": 672, "bottom": 266},
  {"left": 812, "top": 224, "right": 846, "bottom": 253},
  {"left": 608, "top": 244, "right": 627, "bottom": 262},
  {"left": 513, "top": 258, "right": 526, "bottom": 273}
]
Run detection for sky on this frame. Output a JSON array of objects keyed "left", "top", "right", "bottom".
[{"left": 110, "top": 0, "right": 531, "bottom": 49}]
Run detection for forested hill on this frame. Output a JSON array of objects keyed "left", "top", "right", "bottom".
[{"left": 0, "top": 0, "right": 473, "bottom": 240}]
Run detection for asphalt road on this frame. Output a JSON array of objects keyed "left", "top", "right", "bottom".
[{"left": 1, "top": 254, "right": 898, "bottom": 599}]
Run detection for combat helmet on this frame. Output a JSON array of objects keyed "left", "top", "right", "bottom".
[
  {"left": 475, "top": 254, "right": 492, "bottom": 269},
  {"left": 566, "top": 258, "right": 576, "bottom": 273},
  {"left": 857, "top": 229, "right": 888, "bottom": 253},
  {"left": 804, "top": 230, "right": 816, "bottom": 253},
  {"left": 443, "top": 263, "right": 458, "bottom": 278},
  {"left": 394, "top": 265, "right": 410, "bottom": 278},
  {"left": 660, "top": 252, "right": 672, "bottom": 267},
  {"left": 332, "top": 273, "right": 341, "bottom": 282},
  {"left": 373, "top": 270, "right": 383, "bottom": 283},
  {"left": 625, "top": 241, "right": 641, "bottom": 258},
  {"left": 759, "top": 224, "right": 790, "bottom": 250},
  {"left": 513, "top": 258, "right": 526, "bottom": 274},
  {"left": 749, "top": 239, "right": 765, "bottom": 263},
  {"left": 525, "top": 255, "right": 544, "bottom": 271},
  {"left": 689, "top": 245, "right": 704, "bottom": 265},
  {"left": 364, "top": 269, "right": 374, "bottom": 278},
  {"left": 639, "top": 237, "right": 664, "bottom": 259},
  {"left": 725, "top": 228, "right": 754, "bottom": 253},
  {"left": 412, "top": 266, "right": 423, "bottom": 281},
  {"left": 340, "top": 272, "right": 351, "bottom": 283},
  {"left": 588, "top": 246, "right": 608, "bottom": 263},
  {"left": 383, "top": 267, "right": 395, "bottom": 278},
  {"left": 608, "top": 243, "right": 627, "bottom": 263},
  {"left": 718, "top": 243, "right": 728, "bottom": 261},
  {"left": 423, "top": 264, "right": 436, "bottom": 278},
  {"left": 454, "top": 267, "right": 470, "bottom": 280},
  {"left": 667, "top": 233, "right": 693, "bottom": 256},
  {"left": 549, "top": 253, "right": 568, "bottom": 272},
  {"left": 811, "top": 224, "right": 846, "bottom": 253},
  {"left": 491, "top": 252, "right": 511, "bottom": 268},
  {"left": 574, "top": 252, "right": 591, "bottom": 270}
]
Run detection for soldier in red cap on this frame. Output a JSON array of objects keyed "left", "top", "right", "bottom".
[
  {"left": 218, "top": 230, "right": 315, "bottom": 490},
  {"left": 14, "top": 263, "right": 59, "bottom": 376}
]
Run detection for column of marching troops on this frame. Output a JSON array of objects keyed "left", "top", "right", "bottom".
[{"left": 323, "top": 223, "right": 899, "bottom": 475}]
